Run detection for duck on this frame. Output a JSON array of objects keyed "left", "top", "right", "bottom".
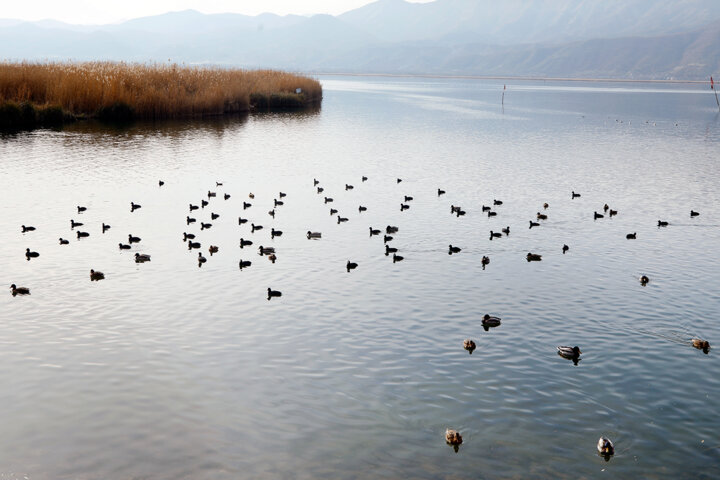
[
  {"left": 211, "top": 212, "right": 220, "bottom": 220},
  {"left": 201, "top": 222, "right": 212, "bottom": 230},
  {"left": 238, "top": 260, "right": 252, "bottom": 270},
  {"left": 268, "top": 254, "right": 277, "bottom": 263},
  {"left": 77, "top": 231, "right": 89, "bottom": 238},
  {"left": 201, "top": 199, "right": 209, "bottom": 208},
  {"left": 21, "top": 225, "right": 36, "bottom": 232},
  {"left": 358, "top": 205, "right": 367, "bottom": 212},
  {"left": 692, "top": 338, "right": 710, "bottom": 353},
  {"left": 239, "top": 238, "right": 253, "bottom": 248},
  {"left": 571, "top": 191, "right": 581, "bottom": 199},
  {"left": 188, "top": 241, "right": 201, "bottom": 250},
  {"left": 268, "top": 209, "right": 276, "bottom": 218},
  {"left": 562, "top": 244, "right": 569, "bottom": 254},
  {"left": 489, "top": 231, "right": 502, "bottom": 239},
  {"left": 267, "top": 287, "right": 282, "bottom": 299},
  {"left": 385, "top": 245, "right": 398, "bottom": 255},
  {"left": 448, "top": 245, "right": 461, "bottom": 254},
  {"left": 238, "top": 217, "right": 248, "bottom": 225},
  {"left": 529, "top": 220, "right": 540, "bottom": 228},
  {"left": 324, "top": 197, "right": 333, "bottom": 204},
  {"left": 330, "top": 208, "right": 338, "bottom": 215},
  {"left": 609, "top": 209, "right": 618, "bottom": 217},
  {"left": 279, "top": 192, "right": 287, "bottom": 198},
  {"left": 59, "top": 238, "right": 69, "bottom": 245},
  {"left": 258, "top": 246, "right": 275, "bottom": 255},
  {"left": 243, "top": 202, "right": 252, "bottom": 210},
  {"left": 370, "top": 227, "right": 381, "bottom": 236},
  {"left": 271, "top": 228, "right": 283, "bottom": 238},
  {"left": 400, "top": 203, "right": 410, "bottom": 211},
  {"left": 384, "top": 235, "right": 393, "bottom": 243},
  {"left": 603, "top": 203, "right": 609, "bottom": 212},
  {"left": 451, "top": 205, "right": 461, "bottom": 214},
  {"left": 438, "top": 188, "right": 446, "bottom": 196},
  {"left": 307, "top": 231, "right": 322, "bottom": 239},
  {"left": 187, "top": 216, "right": 196, "bottom": 225},
  {"left": 207, "top": 191, "right": 216, "bottom": 198},
  {"left": 345, "top": 184, "right": 354, "bottom": 191},
  {"left": 130, "top": 202, "right": 141, "bottom": 211},
  {"left": 690, "top": 210, "right": 700, "bottom": 217},
  {"left": 89, "top": 269, "right": 105, "bottom": 281},
  {"left": 487, "top": 211, "right": 496, "bottom": 217},
  {"left": 346, "top": 260, "right": 358, "bottom": 271},
  {"left": 392, "top": 253, "right": 404, "bottom": 263},
  {"left": 481, "top": 205, "right": 491, "bottom": 212},
  {"left": 70, "top": 219, "right": 83, "bottom": 228},
  {"left": 183, "top": 232, "right": 195, "bottom": 241},
  {"left": 557, "top": 345, "right": 581, "bottom": 359},
  {"left": 215, "top": 182, "right": 223, "bottom": 187},
  {"left": 527, "top": 252, "right": 542, "bottom": 261},
  {"left": 626, "top": 232, "right": 636, "bottom": 239},
  {"left": 640, "top": 275, "right": 650, "bottom": 285},
  {"left": 536, "top": 212, "right": 547, "bottom": 220},
  {"left": 134, "top": 253, "right": 151, "bottom": 262},
  {"left": 248, "top": 193, "right": 255, "bottom": 199},
  {"left": 396, "top": 178, "right": 402, "bottom": 184},
  {"left": 208, "top": 246, "right": 219, "bottom": 255},
  {"left": 456, "top": 209, "right": 466, "bottom": 217},
  {"left": 313, "top": 178, "right": 320, "bottom": 186},
  {"left": 594, "top": 211, "right": 604, "bottom": 220},
  {"left": 481, "top": 256, "right": 490, "bottom": 268},
  {"left": 362, "top": 176, "right": 368, "bottom": 182},
  {"left": 224, "top": 193, "right": 231, "bottom": 200},
  {"left": 597, "top": 437, "right": 614, "bottom": 456},
  {"left": 274, "top": 199, "right": 284, "bottom": 206},
  {"left": 463, "top": 339, "right": 476, "bottom": 353},
  {"left": 102, "top": 223, "right": 111, "bottom": 232},
  {"left": 198, "top": 252, "right": 207, "bottom": 264},
  {"left": 77, "top": 205, "right": 87, "bottom": 212},
  {"left": 317, "top": 187, "right": 324, "bottom": 194},
  {"left": 482, "top": 314, "right": 501, "bottom": 328},
  {"left": 404, "top": 195, "right": 413, "bottom": 202},
  {"left": 658, "top": 220, "right": 669, "bottom": 227},
  {"left": 10, "top": 284, "right": 30, "bottom": 296},
  {"left": 445, "top": 429, "right": 463, "bottom": 446},
  {"left": 159, "top": 180, "right": 164, "bottom": 186},
  {"left": 493, "top": 199, "right": 503, "bottom": 205},
  {"left": 543, "top": 202, "right": 549, "bottom": 209},
  {"left": 337, "top": 217, "right": 349, "bottom": 224},
  {"left": 502, "top": 226, "right": 510, "bottom": 235},
  {"left": 119, "top": 243, "right": 131, "bottom": 250},
  {"left": 251, "top": 223, "right": 262, "bottom": 232}
]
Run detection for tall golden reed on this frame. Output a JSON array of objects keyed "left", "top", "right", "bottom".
[{"left": 0, "top": 61, "right": 322, "bottom": 119}]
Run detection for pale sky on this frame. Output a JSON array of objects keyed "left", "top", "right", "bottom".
[{"left": 5, "top": 0, "right": 434, "bottom": 24}]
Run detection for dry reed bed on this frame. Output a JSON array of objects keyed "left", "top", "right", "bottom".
[{"left": 0, "top": 61, "right": 322, "bottom": 122}]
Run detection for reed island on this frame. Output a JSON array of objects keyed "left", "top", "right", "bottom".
[{"left": 0, "top": 61, "right": 322, "bottom": 129}]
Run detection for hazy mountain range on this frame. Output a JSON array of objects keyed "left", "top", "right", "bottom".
[{"left": 2, "top": 0, "right": 719, "bottom": 80}]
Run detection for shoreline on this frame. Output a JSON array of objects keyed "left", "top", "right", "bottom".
[{"left": 312, "top": 72, "right": 710, "bottom": 85}]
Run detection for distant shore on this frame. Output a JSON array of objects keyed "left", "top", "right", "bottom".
[
  {"left": 314, "top": 72, "right": 710, "bottom": 85},
  {"left": 0, "top": 62, "right": 322, "bottom": 130}
]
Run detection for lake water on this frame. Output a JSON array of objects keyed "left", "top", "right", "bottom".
[{"left": 1, "top": 76, "right": 719, "bottom": 479}]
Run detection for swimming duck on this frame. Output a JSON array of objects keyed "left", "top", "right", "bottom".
[
  {"left": 557, "top": 345, "right": 581, "bottom": 360},
  {"left": 487, "top": 211, "right": 496, "bottom": 217},
  {"left": 640, "top": 275, "right": 649, "bottom": 285},
  {"left": 267, "top": 287, "right": 282, "bottom": 299},
  {"left": 119, "top": 243, "right": 131, "bottom": 250},
  {"left": 370, "top": 227, "right": 381, "bottom": 236},
  {"left": 279, "top": 192, "right": 287, "bottom": 198},
  {"left": 10, "top": 284, "right": 30, "bottom": 296},
  {"left": 258, "top": 246, "right": 275, "bottom": 255},
  {"left": 243, "top": 202, "right": 252, "bottom": 209},
  {"left": 268, "top": 254, "right": 277, "bottom": 263},
  {"left": 330, "top": 208, "right": 338, "bottom": 215},
  {"left": 201, "top": 199, "right": 209, "bottom": 208},
  {"left": 183, "top": 232, "right": 195, "bottom": 241},
  {"left": 215, "top": 182, "right": 223, "bottom": 187},
  {"left": 397, "top": 178, "right": 402, "bottom": 184},
  {"left": 481, "top": 256, "right": 490, "bottom": 268},
  {"left": 159, "top": 180, "right": 164, "bottom": 186},
  {"left": 385, "top": 245, "right": 398, "bottom": 255},
  {"left": 490, "top": 231, "right": 502, "bottom": 239},
  {"left": 463, "top": 339, "right": 476, "bottom": 353},
  {"left": 251, "top": 223, "right": 262, "bottom": 232},
  {"left": 502, "top": 226, "right": 510, "bottom": 235},
  {"left": 626, "top": 232, "right": 636, "bottom": 239},
  {"left": 317, "top": 187, "right": 324, "bottom": 194},
  {"left": 543, "top": 202, "right": 549, "bottom": 209},
  {"left": 313, "top": 178, "right": 320, "bottom": 186},
  {"left": 224, "top": 193, "right": 231, "bottom": 200},
  {"left": 594, "top": 211, "right": 604, "bottom": 220},
  {"left": 658, "top": 220, "right": 669, "bottom": 227},
  {"left": 448, "top": 245, "right": 461, "bottom": 254},
  {"left": 562, "top": 244, "right": 569, "bottom": 254},
  {"left": 324, "top": 197, "right": 333, "bottom": 204},
  {"left": 238, "top": 217, "right": 248, "bottom": 225},
  {"left": 482, "top": 314, "right": 501, "bottom": 328},
  {"left": 456, "top": 209, "right": 466, "bottom": 217},
  {"left": 135, "top": 253, "right": 151, "bottom": 262},
  {"left": 208, "top": 246, "right": 219, "bottom": 255},
  {"left": 690, "top": 210, "right": 700, "bottom": 217},
  {"left": 404, "top": 195, "right": 413, "bottom": 202},
  {"left": 609, "top": 209, "right": 617, "bottom": 217},
  {"left": 249, "top": 193, "right": 255, "bottom": 199},
  {"left": 188, "top": 241, "right": 201, "bottom": 250},
  {"left": 337, "top": 217, "right": 348, "bottom": 224},
  {"left": 71, "top": 219, "right": 83, "bottom": 228},
  {"left": 362, "top": 176, "right": 368, "bottom": 182},
  {"left": 211, "top": 212, "right": 220, "bottom": 220},
  {"left": 451, "top": 205, "right": 460, "bottom": 214},
  {"left": 358, "top": 205, "right": 367, "bottom": 212},
  {"left": 77, "top": 206, "right": 87, "bottom": 212},
  {"left": 89, "top": 269, "right": 105, "bottom": 281},
  {"left": 187, "top": 216, "right": 196, "bottom": 225},
  {"left": 384, "top": 235, "right": 393, "bottom": 243},
  {"left": 529, "top": 220, "right": 540, "bottom": 228},
  {"left": 307, "top": 231, "right": 322, "bottom": 239},
  {"left": 346, "top": 260, "right": 358, "bottom": 271},
  {"left": 692, "top": 338, "right": 710, "bottom": 353},
  {"left": 400, "top": 203, "right": 410, "bottom": 211},
  {"left": 201, "top": 222, "right": 212, "bottom": 231},
  {"left": 130, "top": 202, "right": 141, "bottom": 211},
  {"left": 240, "top": 238, "right": 253, "bottom": 248},
  {"left": 271, "top": 228, "right": 283, "bottom": 238},
  {"left": 77, "top": 231, "right": 89, "bottom": 238},
  {"left": 527, "top": 252, "right": 542, "bottom": 261},
  {"left": 274, "top": 199, "right": 284, "bottom": 206},
  {"left": 59, "top": 238, "right": 69, "bottom": 245},
  {"left": 493, "top": 199, "right": 503, "bottom": 205},
  {"left": 603, "top": 203, "right": 609, "bottom": 212},
  {"left": 239, "top": 260, "right": 252, "bottom": 270},
  {"left": 445, "top": 429, "right": 462, "bottom": 446},
  {"left": 392, "top": 253, "right": 404, "bottom": 263},
  {"left": 198, "top": 252, "right": 207, "bottom": 264},
  {"left": 597, "top": 437, "right": 614, "bottom": 456},
  {"left": 345, "top": 184, "right": 354, "bottom": 191},
  {"left": 102, "top": 223, "right": 111, "bottom": 232},
  {"left": 21, "top": 225, "right": 36, "bottom": 232},
  {"left": 481, "top": 205, "right": 491, "bottom": 212},
  {"left": 536, "top": 212, "right": 547, "bottom": 220},
  {"left": 571, "top": 191, "right": 581, "bottom": 199},
  {"left": 207, "top": 191, "right": 216, "bottom": 198},
  {"left": 438, "top": 188, "right": 446, "bottom": 196}
]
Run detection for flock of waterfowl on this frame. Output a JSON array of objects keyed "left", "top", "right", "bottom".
[{"left": 11, "top": 174, "right": 712, "bottom": 459}]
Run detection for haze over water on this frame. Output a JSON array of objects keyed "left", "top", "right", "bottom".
[{"left": 1, "top": 76, "right": 719, "bottom": 479}]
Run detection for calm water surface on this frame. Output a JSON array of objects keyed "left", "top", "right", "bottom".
[{"left": 1, "top": 77, "right": 719, "bottom": 479}]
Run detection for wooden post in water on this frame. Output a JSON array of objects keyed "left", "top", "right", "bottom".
[
  {"left": 712, "top": 76, "right": 720, "bottom": 111},
  {"left": 502, "top": 84, "right": 506, "bottom": 106}
]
